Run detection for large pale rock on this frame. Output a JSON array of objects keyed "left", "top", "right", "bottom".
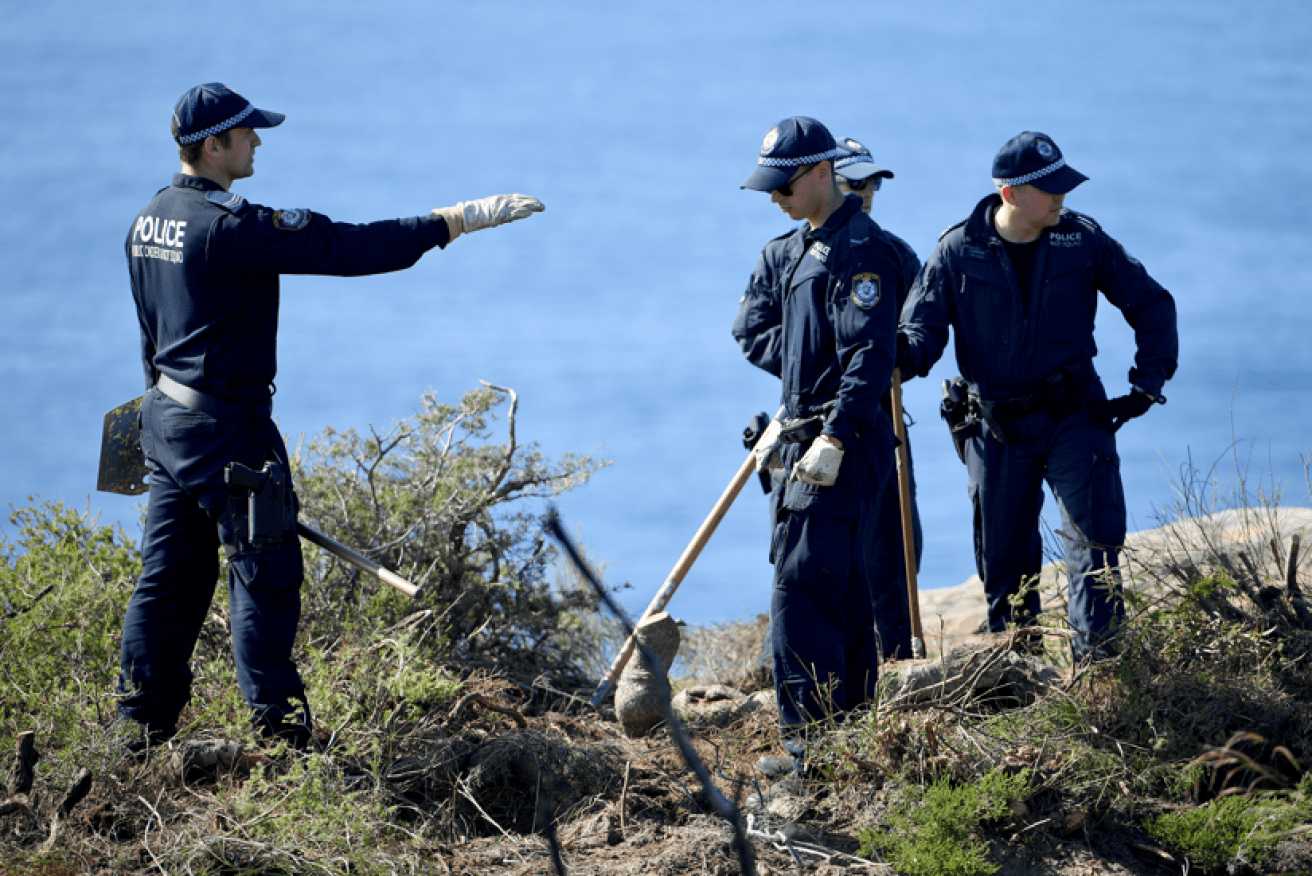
[
  {"left": 615, "top": 612, "right": 681, "bottom": 738},
  {"left": 883, "top": 643, "right": 1060, "bottom": 706}
]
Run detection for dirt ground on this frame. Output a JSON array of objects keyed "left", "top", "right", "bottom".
[{"left": 407, "top": 678, "right": 1177, "bottom": 876}]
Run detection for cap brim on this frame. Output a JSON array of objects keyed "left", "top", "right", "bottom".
[
  {"left": 244, "top": 107, "right": 286, "bottom": 130},
  {"left": 741, "top": 164, "right": 794, "bottom": 192},
  {"left": 1031, "top": 164, "right": 1087, "bottom": 195},
  {"left": 836, "top": 161, "right": 894, "bottom": 181}
]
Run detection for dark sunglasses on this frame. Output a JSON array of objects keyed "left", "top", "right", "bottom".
[
  {"left": 775, "top": 163, "right": 818, "bottom": 197},
  {"left": 840, "top": 175, "right": 882, "bottom": 193}
]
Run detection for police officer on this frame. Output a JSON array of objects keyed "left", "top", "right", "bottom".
[
  {"left": 734, "top": 136, "right": 923, "bottom": 661},
  {"left": 118, "top": 83, "right": 543, "bottom": 750},
  {"left": 898, "top": 131, "right": 1177, "bottom": 661},
  {"left": 739, "top": 117, "right": 909, "bottom": 772}
]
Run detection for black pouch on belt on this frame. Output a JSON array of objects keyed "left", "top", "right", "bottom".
[{"left": 940, "top": 377, "right": 974, "bottom": 462}]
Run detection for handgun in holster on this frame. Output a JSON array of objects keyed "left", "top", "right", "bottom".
[
  {"left": 224, "top": 461, "right": 291, "bottom": 552},
  {"left": 940, "top": 377, "right": 976, "bottom": 463}
]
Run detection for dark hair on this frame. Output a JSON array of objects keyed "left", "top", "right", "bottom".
[{"left": 174, "top": 126, "right": 232, "bottom": 165}]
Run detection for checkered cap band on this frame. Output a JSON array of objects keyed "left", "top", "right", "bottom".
[
  {"left": 758, "top": 147, "right": 844, "bottom": 168},
  {"left": 177, "top": 103, "right": 255, "bottom": 145},
  {"left": 994, "top": 156, "right": 1067, "bottom": 187},
  {"left": 834, "top": 154, "right": 870, "bottom": 170}
]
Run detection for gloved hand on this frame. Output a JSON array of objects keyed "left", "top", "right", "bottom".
[
  {"left": 431, "top": 194, "right": 544, "bottom": 242},
  {"left": 753, "top": 418, "right": 785, "bottom": 473},
  {"left": 894, "top": 332, "right": 912, "bottom": 372},
  {"left": 1086, "top": 390, "right": 1156, "bottom": 433},
  {"left": 790, "top": 435, "right": 844, "bottom": 486}
]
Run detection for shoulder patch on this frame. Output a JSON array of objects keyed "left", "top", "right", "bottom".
[
  {"left": 205, "top": 190, "right": 246, "bottom": 212},
  {"left": 851, "top": 273, "right": 881, "bottom": 310},
  {"left": 1069, "top": 211, "right": 1101, "bottom": 233},
  {"left": 272, "top": 208, "right": 311, "bottom": 231}
]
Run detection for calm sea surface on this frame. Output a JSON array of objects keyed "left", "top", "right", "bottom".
[{"left": 2, "top": 1, "right": 1310, "bottom": 627}]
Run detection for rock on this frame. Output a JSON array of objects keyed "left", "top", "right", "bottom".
[
  {"left": 165, "top": 738, "right": 247, "bottom": 785},
  {"left": 561, "top": 812, "right": 619, "bottom": 849},
  {"left": 615, "top": 612, "right": 681, "bottom": 738},
  {"left": 884, "top": 643, "right": 1061, "bottom": 706}
]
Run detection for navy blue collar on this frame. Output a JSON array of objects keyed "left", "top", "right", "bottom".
[
  {"left": 172, "top": 173, "right": 227, "bottom": 193},
  {"left": 806, "top": 192, "right": 861, "bottom": 241}
]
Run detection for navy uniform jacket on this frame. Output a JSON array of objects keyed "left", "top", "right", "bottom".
[
  {"left": 733, "top": 202, "right": 920, "bottom": 392},
  {"left": 126, "top": 173, "right": 451, "bottom": 402},
  {"left": 737, "top": 196, "right": 907, "bottom": 517},
  {"left": 900, "top": 193, "right": 1177, "bottom": 400}
]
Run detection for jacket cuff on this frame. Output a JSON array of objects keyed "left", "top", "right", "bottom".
[
  {"left": 1127, "top": 368, "right": 1165, "bottom": 399},
  {"left": 822, "top": 410, "right": 859, "bottom": 448}
]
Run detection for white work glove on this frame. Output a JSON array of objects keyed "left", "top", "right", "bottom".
[
  {"left": 431, "top": 194, "right": 544, "bottom": 243},
  {"left": 790, "top": 436, "right": 844, "bottom": 486},
  {"left": 753, "top": 418, "right": 785, "bottom": 473}
]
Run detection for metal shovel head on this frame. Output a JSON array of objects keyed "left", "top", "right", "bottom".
[{"left": 97, "top": 396, "right": 149, "bottom": 495}]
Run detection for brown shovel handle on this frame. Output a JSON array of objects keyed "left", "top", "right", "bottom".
[
  {"left": 590, "top": 405, "right": 786, "bottom": 705},
  {"left": 891, "top": 369, "right": 925, "bottom": 658}
]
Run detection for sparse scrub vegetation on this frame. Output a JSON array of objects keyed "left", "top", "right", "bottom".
[{"left": 1, "top": 411, "right": 1310, "bottom": 875}]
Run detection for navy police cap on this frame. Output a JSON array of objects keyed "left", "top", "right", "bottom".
[
  {"left": 991, "top": 131, "right": 1087, "bottom": 195},
  {"left": 172, "top": 83, "right": 285, "bottom": 146},
  {"left": 741, "top": 116, "right": 843, "bottom": 192},
  {"left": 834, "top": 137, "right": 894, "bottom": 182}
]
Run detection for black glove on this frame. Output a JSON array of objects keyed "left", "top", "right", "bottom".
[
  {"left": 1086, "top": 390, "right": 1156, "bottom": 433},
  {"left": 895, "top": 332, "right": 912, "bottom": 373},
  {"left": 742, "top": 411, "right": 770, "bottom": 450}
]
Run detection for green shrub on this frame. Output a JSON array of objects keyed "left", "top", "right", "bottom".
[
  {"left": 1146, "top": 776, "right": 1312, "bottom": 871},
  {"left": 0, "top": 499, "right": 139, "bottom": 746},
  {"left": 291, "top": 385, "right": 610, "bottom": 679},
  {"left": 858, "top": 768, "right": 1032, "bottom": 876}
]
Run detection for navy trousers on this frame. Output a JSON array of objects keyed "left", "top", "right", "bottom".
[
  {"left": 769, "top": 447, "right": 889, "bottom": 753},
  {"left": 864, "top": 435, "right": 923, "bottom": 660},
  {"left": 963, "top": 406, "right": 1127, "bottom": 658},
  {"left": 118, "top": 388, "right": 307, "bottom": 733}
]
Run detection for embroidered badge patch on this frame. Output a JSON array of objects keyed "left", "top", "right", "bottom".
[
  {"left": 1036, "top": 139, "right": 1055, "bottom": 159},
  {"left": 851, "top": 273, "right": 881, "bottom": 310},
  {"left": 761, "top": 127, "right": 779, "bottom": 154},
  {"left": 205, "top": 191, "right": 245, "bottom": 211},
  {"left": 272, "top": 208, "right": 310, "bottom": 231}
]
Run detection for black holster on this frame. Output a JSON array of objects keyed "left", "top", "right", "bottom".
[
  {"left": 940, "top": 377, "right": 975, "bottom": 463},
  {"left": 223, "top": 460, "right": 296, "bottom": 557}
]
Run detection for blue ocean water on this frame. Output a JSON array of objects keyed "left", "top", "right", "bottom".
[{"left": 2, "top": 1, "right": 1309, "bottom": 627}]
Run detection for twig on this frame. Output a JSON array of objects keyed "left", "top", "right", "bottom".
[
  {"left": 2, "top": 584, "right": 54, "bottom": 619},
  {"left": 137, "top": 794, "right": 170, "bottom": 876},
  {"left": 444, "top": 693, "right": 528, "bottom": 730},
  {"left": 619, "top": 761, "right": 631, "bottom": 838}
]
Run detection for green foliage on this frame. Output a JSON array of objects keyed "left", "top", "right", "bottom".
[
  {"left": 223, "top": 754, "right": 395, "bottom": 870},
  {"left": 291, "top": 385, "right": 610, "bottom": 678},
  {"left": 859, "top": 769, "right": 1032, "bottom": 876},
  {"left": 0, "top": 499, "right": 139, "bottom": 746},
  {"left": 1145, "top": 778, "right": 1312, "bottom": 870}
]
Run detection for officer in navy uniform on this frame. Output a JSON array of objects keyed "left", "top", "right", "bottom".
[
  {"left": 738, "top": 117, "right": 909, "bottom": 773},
  {"left": 118, "top": 83, "right": 543, "bottom": 750},
  {"left": 734, "top": 136, "right": 923, "bottom": 661},
  {"left": 898, "top": 131, "right": 1177, "bottom": 660}
]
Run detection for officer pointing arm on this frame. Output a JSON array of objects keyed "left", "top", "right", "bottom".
[{"left": 116, "top": 82, "right": 543, "bottom": 754}]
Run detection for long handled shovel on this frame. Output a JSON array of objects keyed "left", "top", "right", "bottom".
[
  {"left": 589, "top": 406, "right": 785, "bottom": 707},
  {"left": 890, "top": 368, "right": 925, "bottom": 659}
]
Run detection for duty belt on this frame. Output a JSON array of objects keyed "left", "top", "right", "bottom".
[
  {"left": 968, "top": 365, "right": 1085, "bottom": 444},
  {"left": 156, "top": 373, "right": 272, "bottom": 421}
]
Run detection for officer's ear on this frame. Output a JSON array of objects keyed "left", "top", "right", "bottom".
[{"left": 998, "top": 183, "right": 1018, "bottom": 205}]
